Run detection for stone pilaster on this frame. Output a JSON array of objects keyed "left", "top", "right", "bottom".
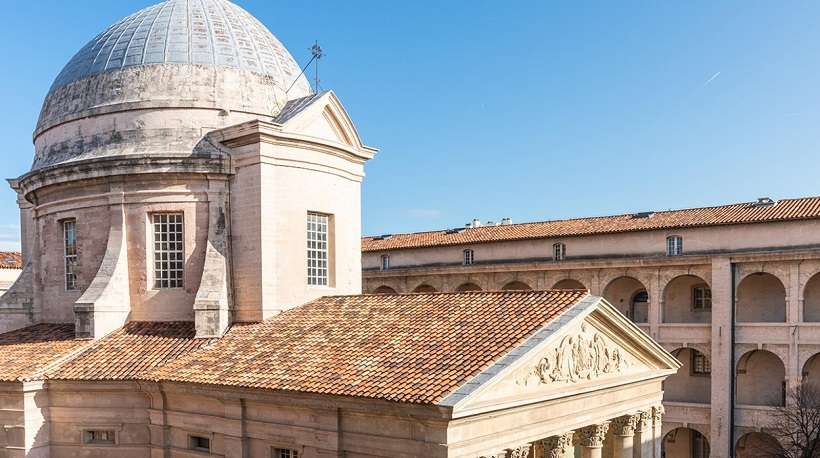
[{"left": 710, "top": 257, "right": 732, "bottom": 458}]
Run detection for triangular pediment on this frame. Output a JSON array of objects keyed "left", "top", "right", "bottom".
[
  {"left": 278, "top": 91, "right": 372, "bottom": 152},
  {"left": 444, "top": 297, "right": 680, "bottom": 418}
]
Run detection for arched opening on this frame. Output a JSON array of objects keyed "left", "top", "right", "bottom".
[
  {"left": 663, "top": 275, "right": 712, "bottom": 324},
  {"left": 372, "top": 285, "right": 397, "bottom": 295},
  {"left": 413, "top": 284, "right": 437, "bottom": 293},
  {"left": 603, "top": 277, "right": 649, "bottom": 323},
  {"left": 552, "top": 279, "right": 587, "bottom": 290},
  {"left": 802, "top": 353, "right": 820, "bottom": 389},
  {"left": 737, "top": 350, "right": 786, "bottom": 406},
  {"left": 456, "top": 283, "right": 482, "bottom": 292},
  {"left": 662, "top": 427, "right": 710, "bottom": 458},
  {"left": 736, "top": 432, "right": 783, "bottom": 458},
  {"left": 502, "top": 281, "right": 532, "bottom": 291},
  {"left": 736, "top": 273, "right": 786, "bottom": 323},
  {"left": 803, "top": 273, "right": 820, "bottom": 322},
  {"left": 664, "top": 348, "right": 711, "bottom": 404}
]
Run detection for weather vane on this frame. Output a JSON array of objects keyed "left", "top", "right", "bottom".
[
  {"left": 310, "top": 41, "right": 324, "bottom": 92},
  {"left": 286, "top": 40, "right": 326, "bottom": 95}
]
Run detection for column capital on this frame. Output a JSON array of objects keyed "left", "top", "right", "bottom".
[
  {"left": 611, "top": 413, "right": 641, "bottom": 437},
  {"left": 539, "top": 431, "right": 574, "bottom": 458},
  {"left": 577, "top": 422, "right": 611, "bottom": 448},
  {"left": 507, "top": 444, "right": 532, "bottom": 458},
  {"left": 652, "top": 404, "right": 664, "bottom": 426},
  {"left": 636, "top": 409, "right": 651, "bottom": 432}
]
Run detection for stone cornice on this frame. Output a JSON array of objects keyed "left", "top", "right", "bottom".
[
  {"left": 210, "top": 119, "right": 376, "bottom": 164},
  {"left": 363, "top": 246, "right": 820, "bottom": 279},
  {"left": 15, "top": 154, "right": 231, "bottom": 201}
]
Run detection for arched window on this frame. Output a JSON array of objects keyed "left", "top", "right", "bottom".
[
  {"left": 463, "top": 249, "right": 475, "bottom": 266},
  {"left": 553, "top": 243, "right": 566, "bottom": 261},
  {"left": 380, "top": 254, "right": 390, "bottom": 271},
  {"left": 666, "top": 236, "right": 683, "bottom": 256}
]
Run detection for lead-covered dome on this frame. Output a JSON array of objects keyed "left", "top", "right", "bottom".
[
  {"left": 31, "top": 0, "right": 313, "bottom": 172},
  {"left": 49, "top": 0, "right": 308, "bottom": 94}
]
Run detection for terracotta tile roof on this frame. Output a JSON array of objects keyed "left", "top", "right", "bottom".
[
  {"left": 150, "top": 290, "right": 588, "bottom": 404},
  {"left": 362, "top": 197, "right": 820, "bottom": 252},
  {"left": 49, "top": 322, "right": 217, "bottom": 381},
  {"left": 0, "top": 252, "right": 22, "bottom": 269},
  {"left": 0, "top": 324, "right": 86, "bottom": 382}
]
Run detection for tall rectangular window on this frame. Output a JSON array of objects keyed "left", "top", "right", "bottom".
[
  {"left": 666, "top": 235, "right": 683, "bottom": 256},
  {"left": 153, "top": 213, "right": 184, "bottom": 289},
  {"left": 463, "top": 249, "right": 474, "bottom": 266},
  {"left": 307, "top": 213, "right": 329, "bottom": 286},
  {"left": 63, "top": 220, "right": 78, "bottom": 291},
  {"left": 693, "top": 286, "right": 712, "bottom": 310}
]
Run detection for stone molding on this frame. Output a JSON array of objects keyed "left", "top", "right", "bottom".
[{"left": 577, "top": 422, "right": 610, "bottom": 448}]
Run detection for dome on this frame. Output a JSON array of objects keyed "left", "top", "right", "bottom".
[
  {"left": 49, "top": 0, "right": 310, "bottom": 96},
  {"left": 31, "top": 0, "right": 314, "bottom": 173}
]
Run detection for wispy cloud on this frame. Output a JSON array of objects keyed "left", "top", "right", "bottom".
[
  {"left": 703, "top": 71, "right": 721, "bottom": 87},
  {"left": 406, "top": 208, "right": 443, "bottom": 219}
]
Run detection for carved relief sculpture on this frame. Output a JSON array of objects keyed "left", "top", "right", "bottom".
[{"left": 520, "top": 323, "right": 632, "bottom": 386}]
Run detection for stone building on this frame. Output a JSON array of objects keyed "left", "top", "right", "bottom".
[
  {"left": 362, "top": 197, "right": 820, "bottom": 457},
  {"left": 0, "top": 0, "right": 679, "bottom": 457},
  {"left": 0, "top": 252, "right": 22, "bottom": 296}
]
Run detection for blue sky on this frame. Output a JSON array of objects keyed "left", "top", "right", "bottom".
[{"left": 1, "top": 1, "right": 820, "bottom": 250}]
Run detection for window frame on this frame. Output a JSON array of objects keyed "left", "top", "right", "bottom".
[
  {"left": 151, "top": 212, "right": 185, "bottom": 290},
  {"left": 666, "top": 235, "right": 683, "bottom": 256},
  {"left": 272, "top": 447, "right": 300, "bottom": 458},
  {"left": 692, "top": 285, "right": 712, "bottom": 311},
  {"left": 553, "top": 242, "right": 566, "bottom": 261},
  {"left": 307, "top": 212, "right": 331, "bottom": 286},
  {"left": 83, "top": 429, "right": 116, "bottom": 445},
  {"left": 380, "top": 254, "right": 390, "bottom": 271},
  {"left": 463, "top": 249, "right": 474, "bottom": 266},
  {"left": 188, "top": 435, "right": 211, "bottom": 453},
  {"left": 63, "top": 219, "right": 78, "bottom": 291},
  {"left": 691, "top": 351, "right": 711, "bottom": 376}
]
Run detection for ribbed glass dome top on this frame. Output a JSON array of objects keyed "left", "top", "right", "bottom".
[{"left": 49, "top": 0, "right": 310, "bottom": 95}]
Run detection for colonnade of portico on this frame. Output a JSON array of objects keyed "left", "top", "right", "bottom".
[{"left": 478, "top": 405, "right": 665, "bottom": 458}]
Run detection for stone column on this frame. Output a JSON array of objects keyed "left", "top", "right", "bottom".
[
  {"left": 632, "top": 410, "right": 653, "bottom": 458},
  {"left": 610, "top": 414, "right": 639, "bottom": 458},
  {"left": 539, "top": 431, "right": 574, "bottom": 458},
  {"left": 578, "top": 423, "right": 610, "bottom": 458},
  {"left": 652, "top": 405, "right": 664, "bottom": 458}
]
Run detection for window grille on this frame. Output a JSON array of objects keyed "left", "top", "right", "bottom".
[
  {"left": 64, "top": 220, "right": 78, "bottom": 291},
  {"left": 153, "top": 213, "right": 184, "bottom": 289},
  {"left": 307, "top": 213, "right": 329, "bottom": 285}
]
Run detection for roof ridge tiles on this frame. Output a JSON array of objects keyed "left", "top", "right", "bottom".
[{"left": 362, "top": 195, "right": 820, "bottom": 252}]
